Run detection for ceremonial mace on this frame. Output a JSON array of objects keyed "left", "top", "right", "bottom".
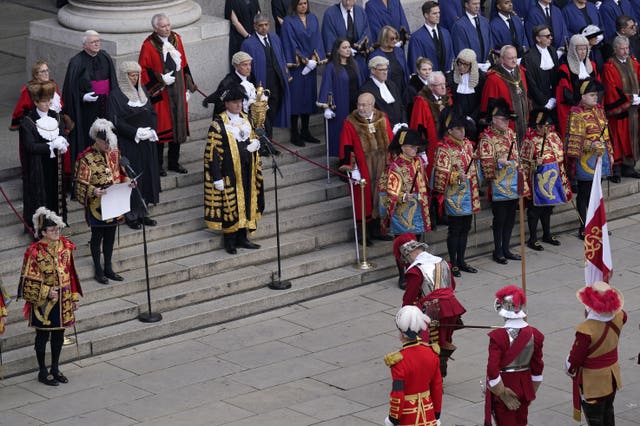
[{"left": 251, "top": 85, "right": 291, "bottom": 290}]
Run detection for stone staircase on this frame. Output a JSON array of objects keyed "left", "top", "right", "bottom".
[{"left": 2, "top": 117, "right": 640, "bottom": 378}]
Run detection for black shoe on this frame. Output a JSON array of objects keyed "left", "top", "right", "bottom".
[
  {"left": 169, "top": 164, "right": 188, "bottom": 174},
  {"left": 542, "top": 235, "right": 561, "bottom": 246},
  {"left": 451, "top": 266, "right": 461, "bottom": 277},
  {"left": 224, "top": 239, "right": 237, "bottom": 254},
  {"left": 105, "top": 270, "right": 124, "bottom": 281},
  {"left": 372, "top": 233, "right": 394, "bottom": 241},
  {"left": 236, "top": 239, "right": 261, "bottom": 249},
  {"left": 159, "top": 168, "right": 167, "bottom": 177},
  {"left": 301, "top": 133, "right": 321, "bottom": 144},
  {"left": 38, "top": 373, "right": 59, "bottom": 386},
  {"left": 609, "top": 175, "right": 621, "bottom": 183},
  {"left": 527, "top": 241, "right": 544, "bottom": 251},
  {"left": 459, "top": 264, "right": 478, "bottom": 273},
  {"left": 577, "top": 231, "right": 585, "bottom": 240},
  {"left": 621, "top": 169, "right": 640, "bottom": 178},
  {"left": 126, "top": 219, "right": 141, "bottom": 230},
  {"left": 141, "top": 217, "right": 157, "bottom": 226},
  {"left": 291, "top": 137, "right": 305, "bottom": 147},
  {"left": 95, "top": 274, "right": 109, "bottom": 285},
  {"left": 505, "top": 252, "right": 521, "bottom": 260},
  {"left": 50, "top": 370, "right": 68, "bottom": 384},
  {"left": 493, "top": 255, "right": 508, "bottom": 265}
]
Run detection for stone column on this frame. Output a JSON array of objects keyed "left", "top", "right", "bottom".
[{"left": 58, "top": 0, "right": 202, "bottom": 34}]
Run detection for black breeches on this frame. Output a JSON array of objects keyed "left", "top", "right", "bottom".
[
  {"left": 577, "top": 180, "right": 592, "bottom": 233},
  {"left": 90, "top": 225, "right": 117, "bottom": 270},
  {"left": 581, "top": 393, "right": 616, "bottom": 426},
  {"left": 491, "top": 199, "right": 517, "bottom": 257},
  {"left": 526, "top": 204, "right": 554, "bottom": 241},
  {"left": 447, "top": 215, "right": 472, "bottom": 267}
]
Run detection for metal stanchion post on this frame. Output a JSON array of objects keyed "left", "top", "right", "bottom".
[{"left": 354, "top": 179, "right": 375, "bottom": 270}]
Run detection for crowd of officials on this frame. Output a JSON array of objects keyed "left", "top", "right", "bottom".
[{"left": 1, "top": 2, "right": 636, "bottom": 424}]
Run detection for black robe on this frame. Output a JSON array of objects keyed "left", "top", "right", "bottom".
[
  {"left": 19, "top": 109, "right": 67, "bottom": 231},
  {"left": 108, "top": 87, "right": 160, "bottom": 220},
  {"left": 62, "top": 50, "right": 117, "bottom": 170},
  {"left": 225, "top": 0, "right": 261, "bottom": 66}
]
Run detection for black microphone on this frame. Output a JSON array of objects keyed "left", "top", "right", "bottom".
[
  {"left": 119, "top": 156, "right": 139, "bottom": 181},
  {"left": 254, "top": 128, "right": 279, "bottom": 156}
]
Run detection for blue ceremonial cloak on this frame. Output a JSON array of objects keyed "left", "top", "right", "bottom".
[
  {"left": 490, "top": 14, "right": 529, "bottom": 54},
  {"left": 489, "top": 0, "right": 533, "bottom": 20},
  {"left": 318, "top": 61, "right": 363, "bottom": 156},
  {"left": 599, "top": 0, "right": 636, "bottom": 41},
  {"left": 439, "top": 0, "right": 463, "bottom": 31},
  {"left": 364, "top": 0, "right": 411, "bottom": 42},
  {"left": 322, "top": 3, "right": 371, "bottom": 82},
  {"left": 241, "top": 33, "right": 291, "bottom": 128},
  {"left": 525, "top": 3, "right": 569, "bottom": 50},
  {"left": 282, "top": 13, "right": 325, "bottom": 115},
  {"left": 452, "top": 15, "right": 493, "bottom": 63},
  {"left": 408, "top": 25, "right": 455, "bottom": 73},
  {"left": 561, "top": 1, "right": 602, "bottom": 37}
]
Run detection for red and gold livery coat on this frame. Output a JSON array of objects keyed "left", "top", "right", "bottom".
[
  {"left": 385, "top": 339, "right": 443, "bottom": 426},
  {"left": 18, "top": 236, "right": 82, "bottom": 330},
  {"left": 432, "top": 135, "right": 481, "bottom": 214}
]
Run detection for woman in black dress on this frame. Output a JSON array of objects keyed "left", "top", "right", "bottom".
[{"left": 225, "top": 0, "right": 261, "bottom": 66}]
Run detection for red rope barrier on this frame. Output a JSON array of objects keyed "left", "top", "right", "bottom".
[{"left": 0, "top": 185, "right": 35, "bottom": 237}]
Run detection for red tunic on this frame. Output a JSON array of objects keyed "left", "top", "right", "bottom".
[
  {"left": 602, "top": 57, "right": 640, "bottom": 163},
  {"left": 387, "top": 340, "right": 443, "bottom": 426},
  {"left": 409, "top": 94, "right": 451, "bottom": 180},
  {"left": 480, "top": 67, "right": 529, "bottom": 136},
  {"left": 485, "top": 325, "right": 544, "bottom": 426}
]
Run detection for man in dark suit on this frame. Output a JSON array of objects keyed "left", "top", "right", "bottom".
[
  {"left": 360, "top": 56, "right": 406, "bottom": 126},
  {"left": 452, "top": 0, "right": 493, "bottom": 68},
  {"left": 522, "top": 24, "right": 559, "bottom": 115},
  {"left": 490, "top": 0, "right": 529, "bottom": 57},
  {"left": 525, "top": 0, "right": 569, "bottom": 52}
]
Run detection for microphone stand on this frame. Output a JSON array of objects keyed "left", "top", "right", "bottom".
[
  {"left": 122, "top": 157, "right": 162, "bottom": 322},
  {"left": 256, "top": 129, "right": 291, "bottom": 290}
]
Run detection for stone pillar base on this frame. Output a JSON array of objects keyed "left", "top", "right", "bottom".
[{"left": 27, "top": 14, "right": 229, "bottom": 121}]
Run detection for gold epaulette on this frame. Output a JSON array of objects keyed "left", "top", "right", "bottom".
[
  {"left": 384, "top": 351, "right": 403, "bottom": 366},
  {"left": 421, "top": 341, "right": 440, "bottom": 355}
]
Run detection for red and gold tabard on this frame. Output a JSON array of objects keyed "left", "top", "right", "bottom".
[
  {"left": 379, "top": 153, "right": 431, "bottom": 234},
  {"left": 75, "top": 145, "right": 128, "bottom": 225},
  {"left": 0, "top": 285, "right": 7, "bottom": 334},
  {"left": 566, "top": 103, "right": 613, "bottom": 180},
  {"left": 479, "top": 126, "right": 530, "bottom": 200},
  {"left": 521, "top": 128, "right": 572, "bottom": 205},
  {"left": 432, "top": 135, "right": 481, "bottom": 216},
  {"left": 385, "top": 339, "right": 443, "bottom": 426},
  {"left": 18, "top": 236, "right": 82, "bottom": 330}
]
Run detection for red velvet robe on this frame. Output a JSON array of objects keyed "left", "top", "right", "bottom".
[{"left": 480, "top": 66, "right": 529, "bottom": 135}]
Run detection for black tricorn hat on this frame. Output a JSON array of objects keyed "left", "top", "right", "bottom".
[
  {"left": 388, "top": 127, "right": 427, "bottom": 153},
  {"left": 578, "top": 78, "right": 604, "bottom": 96},
  {"left": 487, "top": 97, "right": 516, "bottom": 120},
  {"left": 529, "top": 107, "right": 554, "bottom": 127}
]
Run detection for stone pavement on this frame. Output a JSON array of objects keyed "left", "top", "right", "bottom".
[{"left": 1, "top": 214, "right": 639, "bottom": 426}]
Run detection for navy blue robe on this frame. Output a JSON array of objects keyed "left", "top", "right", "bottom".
[
  {"left": 318, "top": 61, "right": 363, "bottom": 156},
  {"left": 525, "top": 3, "right": 569, "bottom": 50},
  {"left": 490, "top": 14, "right": 529, "bottom": 55},
  {"left": 452, "top": 14, "right": 493, "bottom": 63},
  {"left": 561, "top": 1, "right": 602, "bottom": 37},
  {"left": 241, "top": 33, "right": 291, "bottom": 128},
  {"left": 439, "top": 0, "right": 463, "bottom": 31},
  {"left": 282, "top": 13, "right": 325, "bottom": 115},
  {"left": 599, "top": 0, "right": 636, "bottom": 41},
  {"left": 408, "top": 25, "right": 455, "bottom": 73},
  {"left": 489, "top": 0, "right": 533, "bottom": 20},
  {"left": 364, "top": 0, "right": 411, "bottom": 42}
]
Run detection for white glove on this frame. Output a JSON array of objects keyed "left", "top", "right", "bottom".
[
  {"left": 394, "top": 41, "right": 403, "bottom": 48},
  {"left": 595, "top": 0, "right": 602, "bottom": 8},
  {"left": 135, "top": 127, "right": 151, "bottom": 142},
  {"left": 516, "top": 58, "right": 522, "bottom": 65},
  {"left": 384, "top": 416, "right": 394, "bottom": 426},
  {"left": 419, "top": 152, "right": 428, "bottom": 165},
  {"left": 306, "top": 59, "right": 317, "bottom": 71},
  {"left": 392, "top": 122, "right": 408, "bottom": 135},
  {"left": 351, "top": 48, "right": 358, "bottom": 57},
  {"left": 301, "top": 64, "right": 313, "bottom": 76},
  {"left": 349, "top": 168, "right": 361, "bottom": 184},
  {"left": 324, "top": 108, "right": 336, "bottom": 120},
  {"left": 246, "top": 138, "right": 260, "bottom": 152},
  {"left": 633, "top": 94, "right": 640, "bottom": 105},
  {"left": 556, "top": 49, "right": 565, "bottom": 59},
  {"left": 148, "top": 129, "right": 159, "bottom": 141},
  {"left": 162, "top": 71, "right": 175, "bottom": 86},
  {"left": 53, "top": 136, "right": 69, "bottom": 154},
  {"left": 213, "top": 179, "right": 224, "bottom": 191},
  {"left": 83, "top": 91, "right": 98, "bottom": 102},
  {"left": 185, "top": 91, "right": 192, "bottom": 102},
  {"left": 544, "top": 98, "right": 557, "bottom": 110},
  {"left": 478, "top": 62, "right": 491, "bottom": 72}
]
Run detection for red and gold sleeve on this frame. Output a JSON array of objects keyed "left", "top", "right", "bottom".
[
  {"left": 566, "top": 111, "right": 586, "bottom": 159},
  {"left": 388, "top": 362, "right": 407, "bottom": 424}
]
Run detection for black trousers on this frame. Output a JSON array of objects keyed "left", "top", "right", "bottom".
[
  {"left": 491, "top": 199, "right": 517, "bottom": 258},
  {"left": 157, "top": 141, "right": 180, "bottom": 169},
  {"left": 526, "top": 203, "right": 554, "bottom": 242},
  {"left": 447, "top": 215, "right": 472, "bottom": 267},
  {"left": 581, "top": 393, "right": 616, "bottom": 426},
  {"left": 577, "top": 180, "right": 592, "bottom": 235},
  {"left": 90, "top": 225, "right": 117, "bottom": 275}
]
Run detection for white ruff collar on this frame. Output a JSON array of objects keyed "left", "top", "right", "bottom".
[{"left": 35, "top": 116, "right": 59, "bottom": 141}]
